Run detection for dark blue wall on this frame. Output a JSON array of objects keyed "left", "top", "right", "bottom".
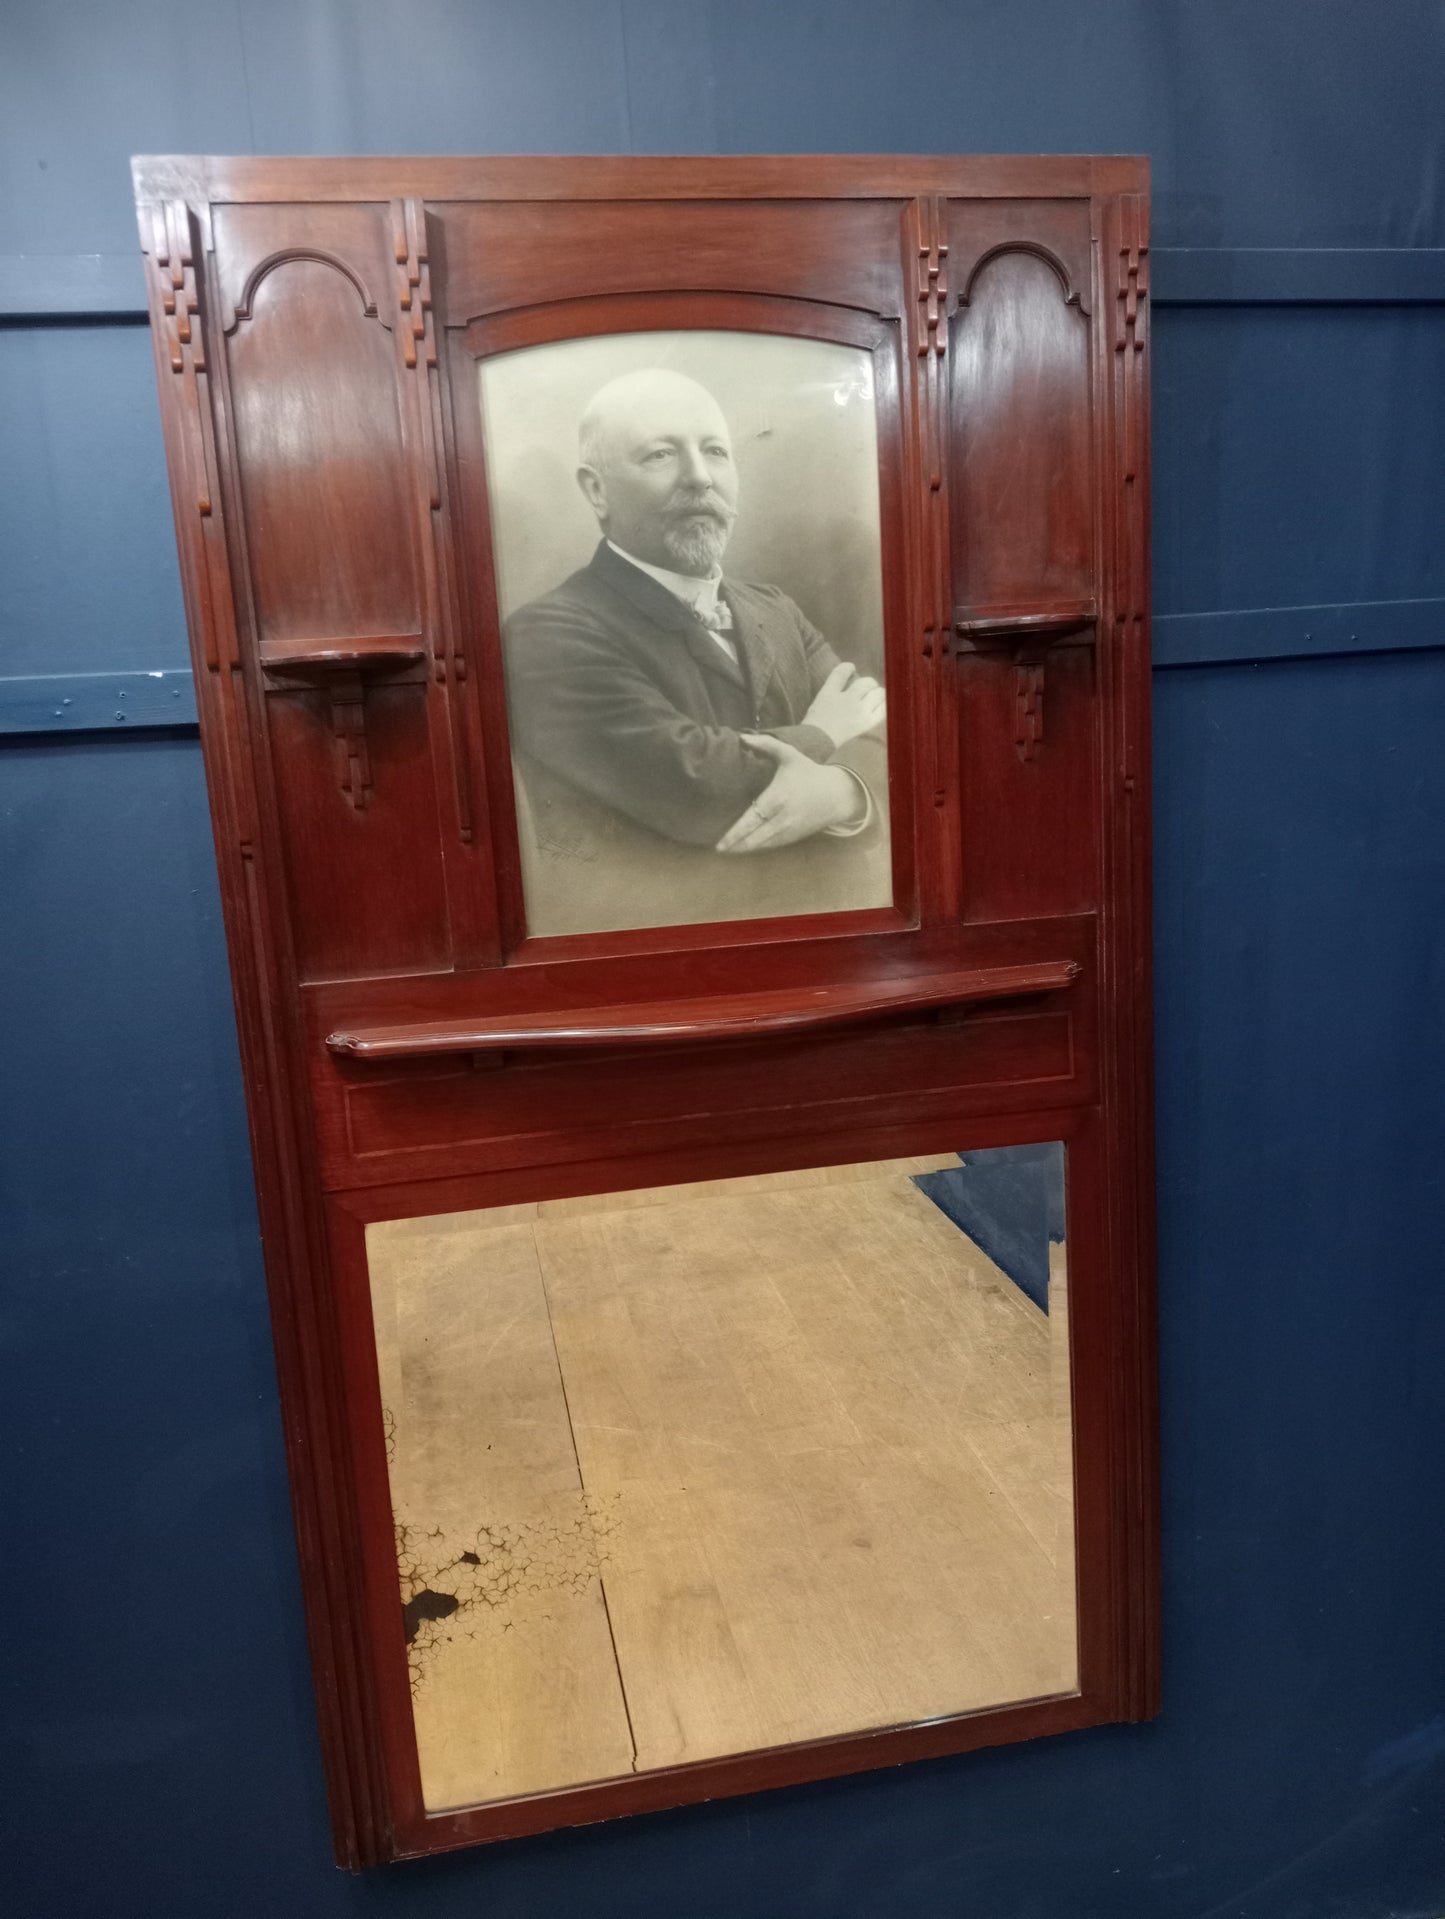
[{"left": 3, "top": 6, "right": 1444, "bottom": 1914}]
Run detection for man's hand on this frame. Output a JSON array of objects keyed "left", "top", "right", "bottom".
[
  {"left": 716, "top": 734, "right": 866, "bottom": 853},
  {"left": 801, "top": 661, "right": 886, "bottom": 751}
]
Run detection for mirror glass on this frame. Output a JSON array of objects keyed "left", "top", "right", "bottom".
[{"left": 367, "top": 1144, "right": 1075, "bottom": 1811}]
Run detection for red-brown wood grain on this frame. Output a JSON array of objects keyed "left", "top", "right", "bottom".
[
  {"left": 324, "top": 958, "right": 1079, "bottom": 1057},
  {"left": 133, "top": 153, "right": 1157, "bottom": 1870}
]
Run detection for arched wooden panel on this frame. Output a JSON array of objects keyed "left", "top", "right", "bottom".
[
  {"left": 225, "top": 253, "right": 450, "bottom": 978},
  {"left": 227, "top": 256, "right": 420, "bottom": 644},
  {"left": 948, "top": 247, "right": 1099, "bottom": 920},
  {"left": 948, "top": 248, "right": 1093, "bottom": 610}
]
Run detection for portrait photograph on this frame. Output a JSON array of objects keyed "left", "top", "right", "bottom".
[{"left": 478, "top": 329, "right": 893, "bottom": 938}]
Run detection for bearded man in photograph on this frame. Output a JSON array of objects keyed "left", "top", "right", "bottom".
[{"left": 503, "top": 367, "right": 890, "bottom": 932}]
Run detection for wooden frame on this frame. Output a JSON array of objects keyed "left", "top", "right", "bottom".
[{"left": 134, "top": 153, "right": 1157, "bottom": 1868}]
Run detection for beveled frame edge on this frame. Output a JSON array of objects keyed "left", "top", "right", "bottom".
[
  {"left": 133, "top": 153, "right": 1150, "bottom": 207},
  {"left": 1089, "top": 187, "right": 1159, "bottom": 1720},
  {"left": 133, "top": 157, "right": 1158, "bottom": 1869},
  {"left": 328, "top": 1102, "right": 1112, "bottom": 1857}
]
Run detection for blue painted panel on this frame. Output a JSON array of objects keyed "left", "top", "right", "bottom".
[
  {"left": 0, "top": 250, "right": 148, "bottom": 316},
  {"left": 0, "top": 323, "right": 187, "bottom": 677},
  {"left": 0, "top": 0, "right": 256, "bottom": 260},
  {"left": 0, "top": 735, "right": 338, "bottom": 1909},
  {"left": 705, "top": 0, "right": 1445, "bottom": 249},
  {"left": 1, "top": 0, "right": 630, "bottom": 262},
  {"left": 1147, "top": 648, "right": 1445, "bottom": 1919},
  {"left": 1154, "top": 305, "right": 1445, "bottom": 616},
  {"left": 240, "top": 0, "right": 629, "bottom": 158},
  {"left": 1153, "top": 247, "right": 1445, "bottom": 307}
]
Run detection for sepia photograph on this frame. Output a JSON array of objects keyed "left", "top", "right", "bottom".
[{"left": 478, "top": 330, "right": 893, "bottom": 937}]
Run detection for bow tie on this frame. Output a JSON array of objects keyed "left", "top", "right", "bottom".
[{"left": 692, "top": 596, "right": 733, "bottom": 634}]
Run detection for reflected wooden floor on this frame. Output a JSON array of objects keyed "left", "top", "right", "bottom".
[{"left": 368, "top": 1157, "right": 1076, "bottom": 1813}]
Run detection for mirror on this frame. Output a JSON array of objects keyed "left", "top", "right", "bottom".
[{"left": 367, "top": 1143, "right": 1075, "bottom": 1812}]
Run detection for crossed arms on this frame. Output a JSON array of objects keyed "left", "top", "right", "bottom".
[{"left": 505, "top": 583, "right": 886, "bottom": 853}]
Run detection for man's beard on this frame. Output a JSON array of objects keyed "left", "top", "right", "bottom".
[{"left": 661, "top": 499, "right": 735, "bottom": 574}]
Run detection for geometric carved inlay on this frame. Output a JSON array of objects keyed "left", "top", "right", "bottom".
[
  {"left": 392, "top": 199, "right": 435, "bottom": 371},
  {"left": 915, "top": 195, "right": 949, "bottom": 363},
  {"left": 1118, "top": 242, "right": 1148, "bottom": 355},
  {"left": 328, "top": 671, "right": 373, "bottom": 810},
  {"left": 1014, "top": 661, "right": 1046, "bottom": 764},
  {"left": 320, "top": 675, "right": 372, "bottom": 809},
  {"left": 148, "top": 203, "right": 204, "bottom": 376},
  {"left": 909, "top": 194, "right": 953, "bottom": 808}
]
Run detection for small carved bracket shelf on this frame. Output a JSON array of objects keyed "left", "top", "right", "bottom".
[
  {"left": 952, "top": 601, "right": 1098, "bottom": 762},
  {"left": 326, "top": 959, "right": 1081, "bottom": 1062},
  {"left": 259, "top": 636, "right": 426, "bottom": 809}
]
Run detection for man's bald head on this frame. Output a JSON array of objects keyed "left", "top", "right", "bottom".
[
  {"left": 576, "top": 368, "right": 739, "bottom": 577},
  {"left": 578, "top": 369, "right": 730, "bottom": 472}
]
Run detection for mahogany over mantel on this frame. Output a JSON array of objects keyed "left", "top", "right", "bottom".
[{"left": 134, "top": 152, "right": 1158, "bottom": 1870}]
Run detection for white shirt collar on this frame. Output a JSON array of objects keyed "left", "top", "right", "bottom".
[{"left": 607, "top": 541, "right": 725, "bottom": 619}]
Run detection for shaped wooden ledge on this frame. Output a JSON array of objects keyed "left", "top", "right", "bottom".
[
  {"left": 952, "top": 600, "right": 1097, "bottom": 763},
  {"left": 325, "top": 959, "right": 1081, "bottom": 1062},
  {"left": 259, "top": 634, "right": 427, "bottom": 810}
]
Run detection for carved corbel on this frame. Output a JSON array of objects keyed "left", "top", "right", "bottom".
[
  {"left": 325, "top": 670, "right": 372, "bottom": 809},
  {"left": 951, "top": 602, "right": 1098, "bottom": 763},
  {"left": 259, "top": 639, "right": 426, "bottom": 810}
]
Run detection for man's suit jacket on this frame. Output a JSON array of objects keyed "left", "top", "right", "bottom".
[{"left": 504, "top": 541, "right": 889, "bottom": 936}]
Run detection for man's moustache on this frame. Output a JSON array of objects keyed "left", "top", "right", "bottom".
[{"left": 667, "top": 498, "right": 734, "bottom": 525}]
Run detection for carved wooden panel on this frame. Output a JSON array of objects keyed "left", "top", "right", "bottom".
[
  {"left": 955, "top": 645, "right": 1101, "bottom": 919},
  {"left": 219, "top": 209, "right": 452, "bottom": 976},
  {"left": 439, "top": 198, "right": 907, "bottom": 321},
  {"left": 944, "top": 205, "right": 1102, "bottom": 921},
  {"left": 267, "top": 683, "right": 451, "bottom": 980},
  {"left": 225, "top": 244, "right": 419, "bottom": 647},
  {"left": 949, "top": 246, "right": 1094, "bottom": 612}
]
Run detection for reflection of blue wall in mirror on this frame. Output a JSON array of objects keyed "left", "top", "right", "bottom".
[{"left": 912, "top": 1143, "right": 1065, "bottom": 1313}]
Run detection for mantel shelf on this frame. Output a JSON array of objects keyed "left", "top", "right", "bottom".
[
  {"left": 325, "top": 960, "right": 1081, "bottom": 1061},
  {"left": 952, "top": 601, "right": 1098, "bottom": 650},
  {"left": 259, "top": 636, "right": 427, "bottom": 679}
]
